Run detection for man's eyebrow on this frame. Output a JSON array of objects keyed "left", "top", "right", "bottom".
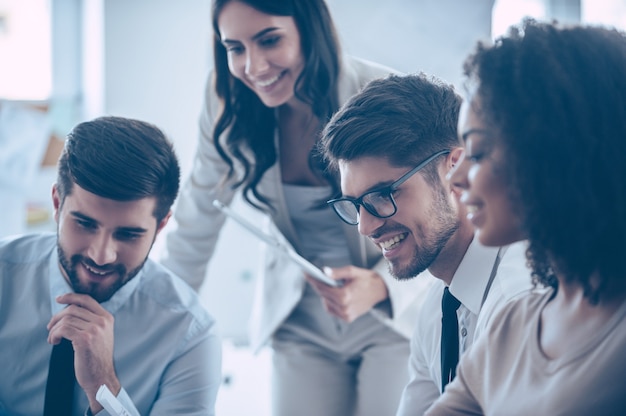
[
  {"left": 222, "top": 27, "right": 280, "bottom": 45},
  {"left": 70, "top": 211, "right": 97, "bottom": 223},
  {"left": 117, "top": 226, "right": 149, "bottom": 234},
  {"left": 70, "top": 211, "right": 148, "bottom": 233}
]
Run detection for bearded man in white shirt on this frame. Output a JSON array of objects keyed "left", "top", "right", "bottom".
[{"left": 318, "top": 73, "right": 532, "bottom": 415}]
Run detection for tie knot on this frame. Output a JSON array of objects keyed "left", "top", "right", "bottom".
[{"left": 442, "top": 287, "right": 461, "bottom": 314}]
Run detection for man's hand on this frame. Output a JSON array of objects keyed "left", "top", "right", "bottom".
[
  {"left": 305, "top": 265, "right": 388, "bottom": 322},
  {"left": 47, "top": 293, "right": 121, "bottom": 413}
]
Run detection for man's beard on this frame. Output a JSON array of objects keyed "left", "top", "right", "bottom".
[
  {"left": 57, "top": 243, "right": 145, "bottom": 303},
  {"left": 391, "top": 184, "right": 459, "bottom": 280}
]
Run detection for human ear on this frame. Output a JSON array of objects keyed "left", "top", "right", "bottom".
[
  {"left": 156, "top": 210, "right": 172, "bottom": 235},
  {"left": 445, "top": 147, "right": 466, "bottom": 199},
  {"left": 51, "top": 184, "right": 62, "bottom": 222},
  {"left": 447, "top": 147, "right": 465, "bottom": 171}
]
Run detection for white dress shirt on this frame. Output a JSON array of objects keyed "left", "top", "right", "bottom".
[{"left": 396, "top": 238, "right": 533, "bottom": 416}]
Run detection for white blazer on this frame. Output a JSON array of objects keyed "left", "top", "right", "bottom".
[{"left": 162, "top": 55, "right": 435, "bottom": 351}]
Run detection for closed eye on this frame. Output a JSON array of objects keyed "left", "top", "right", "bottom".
[
  {"left": 363, "top": 188, "right": 393, "bottom": 205},
  {"left": 259, "top": 35, "right": 280, "bottom": 48},
  {"left": 227, "top": 46, "right": 244, "bottom": 55},
  {"left": 222, "top": 40, "right": 244, "bottom": 55},
  {"left": 76, "top": 219, "right": 97, "bottom": 231},
  {"left": 466, "top": 152, "right": 485, "bottom": 163},
  {"left": 114, "top": 230, "right": 145, "bottom": 242}
]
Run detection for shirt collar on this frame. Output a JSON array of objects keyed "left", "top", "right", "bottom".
[
  {"left": 448, "top": 235, "right": 501, "bottom": 315},
  {"left": 48, "top": 248, "right": 144, "bottom": 316}
]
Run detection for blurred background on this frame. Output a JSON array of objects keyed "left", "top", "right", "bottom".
[{"left": 1, "top": 0, "right": 624, "bottom": 414}]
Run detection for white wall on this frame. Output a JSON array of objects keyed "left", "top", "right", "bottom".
[
  {"left": 329, "top": 0, "right": 495, "bottom": 90},
  {"left": 103, "top": 0, "right": 211, "bottom": 175}
]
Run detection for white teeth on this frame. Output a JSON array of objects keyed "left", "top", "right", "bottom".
[
  {"left": 379, "top": 234, "right": 406, "bottom": 250},
  {"left": 85, "top": 264, "right": 108, "bottom": 276},
  {"left": 256, "top": 74, "right": 281, "bottom": 87}
]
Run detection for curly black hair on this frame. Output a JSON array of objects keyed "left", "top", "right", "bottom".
[{"left": 463, "top": 19, "right": 626, "bottom": 304}]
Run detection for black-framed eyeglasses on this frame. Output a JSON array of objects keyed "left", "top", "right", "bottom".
[{"left": 327, "top": 150, "right": 451, "bottom": 225}]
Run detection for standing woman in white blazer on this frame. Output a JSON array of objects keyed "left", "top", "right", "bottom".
[{"left": 160, "top": 0, "right": 433, "bottom": 415}]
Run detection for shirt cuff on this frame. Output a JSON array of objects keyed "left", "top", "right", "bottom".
[{"left": 90, "top": 387, "right": 140, "bottom": 416}]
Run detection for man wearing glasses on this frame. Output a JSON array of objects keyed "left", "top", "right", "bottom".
[{"left": 318, "top": 73, "right": 532, "bottom": 415}]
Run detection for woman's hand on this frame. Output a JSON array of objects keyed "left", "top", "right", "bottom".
[{"left": 305, "top": 265, "right": 389, "bottom": 322}]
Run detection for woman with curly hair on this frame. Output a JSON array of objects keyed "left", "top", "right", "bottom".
[{"left": 431, "top": 20, "right": 626, "bottom": 414}]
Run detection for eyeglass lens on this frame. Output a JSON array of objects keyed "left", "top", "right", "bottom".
[
  {"left": 333, "top": 191, "right": 395, "bottom": 224},
  {"left": 329, "top": 150, "right": 450, "bottom": 225}
]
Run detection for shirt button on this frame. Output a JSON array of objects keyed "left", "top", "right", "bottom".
[{"left": 461, "top": 327, "right": 467, "bottom": 337}]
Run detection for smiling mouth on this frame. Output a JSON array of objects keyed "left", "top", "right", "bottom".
[
  {"left": 254, "top": 71, "right": 284, "bottom": 88},
  {"left": 83, "top": 262, "right": 112, "bottom": 277},
  {"left": 379, "top": 233, "right": 407, "bottom": 250}
]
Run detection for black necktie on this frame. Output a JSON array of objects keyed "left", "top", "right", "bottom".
[
  {"left": 441, "top": 287, "right": 461, "bottom": 392},
  {"left": 44, "top": 337, "right": 75, "bottom": 415}
]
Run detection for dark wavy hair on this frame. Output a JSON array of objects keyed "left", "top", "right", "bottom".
[
  {"left": 56, "top": 116, "right": 180, "bottom": 223},
  {"left": 463, "top": 19, "right": 626, "bottom": 304},
  {"left": 320, "top": 73, "right": 461, "bottom": 191},
  {"left": 211, "top": 0, "right": 341, "bottom": 210}
]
